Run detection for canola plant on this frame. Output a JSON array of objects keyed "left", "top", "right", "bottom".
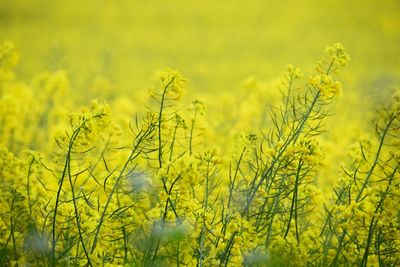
[
  {"left": 0, "top": 1, "right": 400, "bottom": 266},
  {"left": 1, "top": 41, "right": 400, "bottom": 266}
]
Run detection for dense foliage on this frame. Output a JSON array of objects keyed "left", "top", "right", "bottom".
[{"left": 1, "top": 40, "right": 400, "bottom": 266}]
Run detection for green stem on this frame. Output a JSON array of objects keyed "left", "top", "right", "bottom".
[
  {"left": 52, "top": 126, "right": 81, "bottom": 266},
  {"left": 158, "top": 78, "right": 175, "bottom": 168},
  {"left": 189, "top": 109, "right": 198, "bottom": 156},
  {"left": 67, "top": 163, "right": 92, "bottom": 266}
]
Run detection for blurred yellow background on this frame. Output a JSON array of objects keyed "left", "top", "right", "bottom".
[
  {"left": 1, "top": 0, "right": 399, "bottom": 186},
  {"left": 1, "top": 0, "right": 399, "bottom": 98}
]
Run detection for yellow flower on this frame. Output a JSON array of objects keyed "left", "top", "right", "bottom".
[
  {"left": 287, "top": 64, "right": 304, "bottom": 79},
  {"left": 159, "top": 68, "right": 187, "bottom": 100}
]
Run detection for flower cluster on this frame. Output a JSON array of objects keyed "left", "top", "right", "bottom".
[
  {"left": 309, "top": 74, "right": 343, "bottom": 99},
  {"left": 159, "top": 68, "right": 187, "bottom": 100}
]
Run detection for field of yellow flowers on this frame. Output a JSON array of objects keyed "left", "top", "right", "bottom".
[{"left": 1, "top": 0, "right": 400, "bottom": 266}]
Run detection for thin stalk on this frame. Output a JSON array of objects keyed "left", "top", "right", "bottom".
[
  {"left": 67, "top": 166, "right": 92, "bottom": 266},
  {"left": 152, "top": 174, "right": 182, "bottom": 261},
  {"left": 189, "top": 109, "right": 198, "bottom": 156},
  {"left": 198, "top": 161, "right": 210, "bottom": 267},
  {"left": 26, "top": 157, "right": 35, "bottom": 216},
  {"left": 356, "top": 114, "right": 395, "bottom": 202},
  {"left": 158, "top": 78, "right": 175, "bottom": 168},
  {"left": 52, "top": 126, "right": 82, "bottom": 266},
  {"left": 9, "top": 197, "right": 18, "bottom": 262},
  {"left": 284, "top": 159, "right": 303, "bottom": 243}
]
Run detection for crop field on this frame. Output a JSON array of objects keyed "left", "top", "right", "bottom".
[{"left": 0, "top": 0, "right": 399, "bottom": 266}]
